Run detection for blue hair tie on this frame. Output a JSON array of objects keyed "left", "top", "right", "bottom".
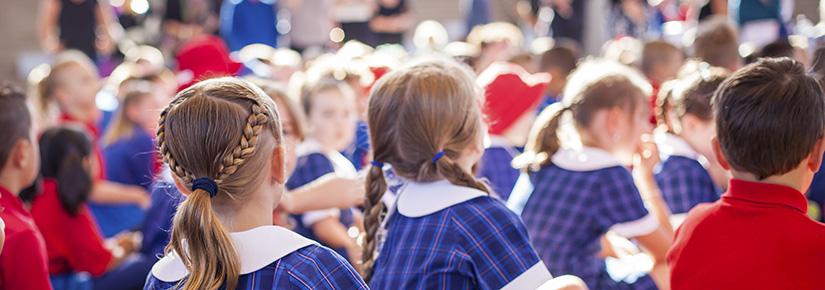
[
  {"left": 371, "top": 160, "right": 384, "bottom": 168},
  {"left": 431, "top": 151, "right": 446, "bottom": 164},
  {"left": 191, "top": 177, "right": 219, "bottom": 198}
]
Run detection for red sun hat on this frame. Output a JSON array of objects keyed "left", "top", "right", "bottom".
[
  {"left": 478, "top": 62, "right": 551, "bottom": 135},
  {"left": 175, "top": 35, "right": 242, "bottom": 91}
]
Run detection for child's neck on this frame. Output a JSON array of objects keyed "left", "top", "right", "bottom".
[
  {"left": 62, "top": 106, "right": 98, "bottom": 124},
  {"left": 730, "top": 168, "right": 809, "bottom": 193},
  {"left": 213, "top": 194, "right": 275, "bottom": 232},
  {"left": 0, "top": 172, "right": 23, "bottom": 196}
]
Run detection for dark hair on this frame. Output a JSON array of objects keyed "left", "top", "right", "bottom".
[
  {"left": 713, "top": 57, "right": 825, "bottom": 179},
  {"left": 693, "top": 16, "right": 740, "bottom": 70},
  {"left": 0, "top": 84, "right": 32, "bottom": 167},
  {"left": 657, "top": 65, "right": 729, "bottom": 131},
  {"left": 539, "top": 46, "right": 578, "bottom": 74},
  {"left": 39, "top": 127, "right": 93, "bottom": 216}
]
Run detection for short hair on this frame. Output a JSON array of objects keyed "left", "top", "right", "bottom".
[
  {"left": 694, "top": 17, "right": 740, "bottom": 69},
  {"left": 641, "top": 40, "right": 683, "bottom": 75},
  {"left": 539, "top": 46, "right": 577, "bottom": 74},
  {"left": 713, "top": 57, "right": 825, "bottom": 179},
  {"left": 0, "top": 84, "right": 33, "bottom": 167}
]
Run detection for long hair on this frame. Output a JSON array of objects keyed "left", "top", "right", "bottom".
[
  {"left": 103, "top": 82, "right": 155, "bottom": 146},
  {"left": 39, "top": 127, "right": 93, "bottom": 216},
  {"left": 361, "top": 59, "right": 491, "bottom": 281},
  {"left": 156, "top": 77, "right": 283, "bottom": 290}
]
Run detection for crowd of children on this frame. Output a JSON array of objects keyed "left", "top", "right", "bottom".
[{"left": 3, "top": 9, "right": 825, "bottom": 290}]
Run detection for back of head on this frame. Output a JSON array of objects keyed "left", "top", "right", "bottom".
[
  {"left": 641, "top": 40, "right": 683, "bottom": 76},
  {"left": 157, "top": 77, "right": 282, "bottom": 290},
  {"left": 0, "top": 84, "right": 33, "bottom": 169},
  {"left": 539, "top": 46, "right": 578, "bottom": 74},
  {"left": 713, "top": 57, "right": 824, "bottom": 179},
  {"left": 693, "top": 17, "right": 741, "bottom": 70},
  {"left": 361, "top": 58, "right": 490, "bottom": 281},
  {"left": 39, "top": 127, "right": 92, "bottom": 216},
  {"left": 658, "top": 65, "right": 729, "bottom": 131}
]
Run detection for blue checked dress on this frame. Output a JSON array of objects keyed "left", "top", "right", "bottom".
[
  {"left": 370, "top": 180, "right": 552, "bottom": 290},
  {"left": 517, "top": 147, "right": 660, "bottom": 290},
  {"left": 144, "top": 226, "right": 367, "bottom": 290},
  {"left": 478, "top": 145, "right": 520, "bottom": 200},
  {"left": 654, "top": 134, "right": 720, "bottom": 219}
]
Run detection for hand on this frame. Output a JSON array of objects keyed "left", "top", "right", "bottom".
[
  {"left": 633, "top": 134, "right": 660, "bottom": 183},
  {"left": 316, "top": 175, "right": 366, "bottom": 208}
]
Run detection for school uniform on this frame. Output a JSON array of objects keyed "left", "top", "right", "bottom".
[
  {"left": 668, "top": 179, "right": 825, "bottom": 290},
  {"left": 0, "top": 185, "right": 52, "bottom": 290},
  {"left": 344, "top": 120, "right": 370, "bottom": 170},
  {"left": 478, "top": 136, "right": 520, "bottom": 200},
  {"left": 285, "top": 140, "right": 359, "bottom": 260},
  {"left": 95, "top": 126, "right": 158, "bottom": 238},
  {"left": 515, "top": 147, "right": 660, "bottom": 290},
  {"left": 370, "top": 179, "right": 552, "bottom": 289},
  {"left": 144, "top": 226, "right": 368, "bottom": 290},
  {"left": 139, "top": 168, "right": 182, "bottom": 260},
  {"left": 654, "top": 133, "right": 720, "bottom": 226}
]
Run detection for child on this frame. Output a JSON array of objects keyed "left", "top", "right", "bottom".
[
  {"left": 537, "top": 45, "right": 578, "bottom": 111},
  {"left": 641, "top": 40, "right": 684, "bottom": 124},
  {"left": 466, "top": 22, "right": 523, "bottom": 73},
  {"left": 362, "top": 59, "right": 584, "bottom": 289},
  {"left": 668, "top": 58, "right": 825, "bottom": 289},
  {"left": 477, "top": 62, "right": 550, "bottom": 198},
  {"left": 38, "top": 51, "right": 150, "bottom": 238},
  {"left": 286, "top": 78, "right": 361, "bottom": 266},
  {"left": 511, "top": 60, "right": 673, "bottom": 290},
  {"left": 693, "top": 16, "right": 742, "bottom": 72},
  {"left": 654, "top": 66, "right": 728, "bottom": 226},
  {"left": 0, "top": 85, "right": 51, "bottom": 290},
  {"left": 144, "top": 77, "right": 367, "bottom": 289},
  {"left": 30, "top": 127, "right": 149, "bottom": 290}
]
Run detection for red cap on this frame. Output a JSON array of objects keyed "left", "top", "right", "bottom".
[
  {"left": 478, "top": 62, "right": 550, "bottom": 135},
  {"left": 175, "top": 35, "right": 242, "bottom": 91}
]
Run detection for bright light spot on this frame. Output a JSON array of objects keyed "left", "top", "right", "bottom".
[
  {"left": 130, "top": 0, "right": 149, "bottom": 15},
  {"left": 738, "top": 43, "right": 756, "bottom": 58},
  {"left": 329, "top": 27, "right": 345, "bottom": 43},
  {"left": 277, "top": 19, "right": 291, "bottom": 35},
  {"left": 110, "top": 0, "right": 125, "bottom": 7},
  {"left": 347, "top": 226, "right": 360, "bottom": 239}
]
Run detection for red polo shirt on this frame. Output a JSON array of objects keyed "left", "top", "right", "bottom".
[
  {"left": 0, "top": 185, "right": 51, "bottom": 290},
  {"left": 668, "top": 179, "right": 825, "bottom": 290},
  {"left": 31, "top": 179, "right": 113, "bottom": 276}
]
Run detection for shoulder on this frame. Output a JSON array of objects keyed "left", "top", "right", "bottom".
[
  {"left": 278, "top": 245, "right": 368, "bottom": 289},
  {"left": 676, "top": 202, "right": 719, "bottom": 235},
  {"left": 448, "top": 196, "right": 528, "bottom": 240},
  {"left": 297, "top": 153, "right": 334, "bottom": 169}
]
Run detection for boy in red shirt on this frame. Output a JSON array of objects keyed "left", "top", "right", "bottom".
[
  {"left": 668, "top": 57, "right": 825, "bottom": 290},
  {"left": 0, "top": 85, "right": 51, "bottom": 290}
]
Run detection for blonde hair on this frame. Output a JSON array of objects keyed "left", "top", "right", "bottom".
[
  {"left": 361, "top": 59, "right": 491, "bottom": 281},
  {"left": 35, "top": 51, "right": 98, "bottom": 126},
  {"left": 103, "top": 82, "right": 153, "bottom": 146},
  {"left": 157, "top": 77, "right": 283, "bottom": 290}
]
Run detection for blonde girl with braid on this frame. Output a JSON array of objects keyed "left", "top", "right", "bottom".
[
  {"left": 361, "top": 59, "right": 586, "bottom": 290},
  {"left": 144, "top": 77, "right": 367, "bottom": 290}
]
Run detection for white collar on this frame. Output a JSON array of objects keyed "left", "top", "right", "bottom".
[
  {"left": 485, "top": 135, "right": 513, "bottom": 148},
  {"left": 297, "top": 139, "right": 357, "bottom": 177},
  {"left": 655, "top": 133, "right": 699, "bottom": 160},
  {"left": 551, "top": 146, "right": 624, "bottom": 171},
  {"left": 396, "top": 180, "right": 488, "bottom": 218},
  {"left": 150, "top": 226, "right": 316, "bottom": 282}
]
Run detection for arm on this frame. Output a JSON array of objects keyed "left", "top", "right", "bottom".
[
  {"left": 38, "top": 0, "right": 61, "bottom": 53},
  {"left": 281, "top": 174, "right": 364, "bottom": 214},
  {"left": 633, "top": 138, "right": 674, "bottom": 236},
  {"left": 634, "top": 227, "right": 672, "bottom": 290},
  {"left": 90, "top": 181, "right": 150, "bottom": 208},
  {"left": 95, "top": 0, "right": 117, "bottom": 54},
  {"left": 311, "top": 217, "right": 361, "bottom": 268}
]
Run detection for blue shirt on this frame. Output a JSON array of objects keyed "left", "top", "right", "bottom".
[
  {"left": 139, "top": 179, "right": 182, "bottom": 260},
  {"left": 515, "top": 147, "right": 659, "bottom": 290},
  {"left": 344, "top": 120, "right": 370, "bottom": 170},
  {"left": 477, "top": 145, "right": 520, "bottom": 199},
  {"left": 655, "top": 155, "right": 720, "bottom": 215},
  {"left": 220, "top": 0, "right": 279, "bottom": 52}
]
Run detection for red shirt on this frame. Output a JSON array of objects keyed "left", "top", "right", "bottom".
[
  {"left": 58, "top": 113, "right": 106, "bottom": 180},
  {"left": 31, "top": 179, "right": 112, "bottom": 276},
  {"left": 0, "top": 185, "right": 52, "bottom": 290},
  {"left": 668, "top": 179, "right": 825, "bottom": 290}
]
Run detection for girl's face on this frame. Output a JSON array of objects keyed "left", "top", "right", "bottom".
[
  {"left": 127, "top": 93, "right": 164, "bottom": 133},
  {"left": 275, "top": 98, "right": 299, "bottom": 176},
  {"left": 680, "top": 115, "right": 716, "bottom": 159},
  {"left": 56, "top": 64, "right": 100, "bottom": 114},
  {"left": 613, "top": 98, "right": 652, "bottom": 160},
  {"left": 307, "top": 88, "right": 357, "bottom": 152}
]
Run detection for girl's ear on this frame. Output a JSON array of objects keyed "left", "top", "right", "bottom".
[
  {"left": 270, "top": 145, "right": 286, "bottom": 184},
  {"left": 712, "top": 137, "right": 731, "bottom": 171}
]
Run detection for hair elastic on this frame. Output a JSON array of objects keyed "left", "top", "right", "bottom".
[
  {"left": 191, "top": 177, "right": 219, "bottom": 198},
  {"left": 371, "top": 160, "right": 384, "bottom": 168},
  {"left": 431, "top": 151, "right": 446, "bottom": 164}
]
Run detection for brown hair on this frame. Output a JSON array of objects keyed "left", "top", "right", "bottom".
[
  {"left": 693, "top": 17, "right": 740, "bottom": 70},
  {"left": 250, "top": 79, "right": 307, "bottom": 142},
  {"left": 0, "top": 84, "right": 32, "bottom": 167},
  {"left": 157, "top": 77, "right": 283, "bottom": 290},
  {"left": 539, "top": 46, "right": 577, "bottom": 74},
  {"left": 641, "top": 40, "right": 683, "bottom": 76},
  {"left": 515, "top": 60, "right": 650, "bottom": 171},
  {"left": 361, "top": 59, "right": 491, "bottom": 281},
  {"left": 656, "top": 64, "right": 729, "bottom": 132},
  {"left": 713, "top": 57, "right": 825, "bottom": 179},
  {"left": 103, "top": 82, "right": 154, "bottom": 146},
  {"left": 300, "top": 77, "right": 356, "bottom": 116}
]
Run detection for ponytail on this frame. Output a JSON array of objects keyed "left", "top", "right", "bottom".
[
  {"left": 168, "top": 189, "right": 240, "bottom": 290},
  {"left": 361, "top": 162, "right": 388, "bottom": 282},
  {"left": 56, "top": 148, "right": 92, "bottom": 216},
  {"left": 514, "top": 104, "right": 570, "bottom": 172}
]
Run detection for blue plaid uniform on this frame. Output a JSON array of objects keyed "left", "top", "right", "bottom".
[
  {"left": 478, "top": 146, "right": 520, "bottom": 200},
  {"left": 344, "top": 120, "right": 370, "bottom": 170},
  {"left": 655, "top": 156, "right": 720, "bottom": 214},
  {"left": 285, "top": 153, "right": 355, "bottom": 260},
  {"left": 519, "top": 164, "right": 658, "bottom": 290},
  {"left": 371, "top": 196, "right": 543, "bottom": 289},
  {"left": 144, "top": 245, "right": 368, "bottom": 289}
]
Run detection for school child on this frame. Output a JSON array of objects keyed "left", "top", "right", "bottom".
[
  {"left": 37, "top": 51, "right": 151, "bottom": 238},
  {"left": 477, "top": 62, "right": 550, "bottom": 198},
  {"left": 0, "top": 85, "right": 52, "bottom": 290},
  {"left": 537, "top": 45, "right": 578, "bottom": 111},
  {"left": 641, "top": 40, "right": 684, "bottom": 124},
  {"left": 144, "top": 77, "right": 367, "bottom": 289},
  {"left": 285, "top": 78, "right": 362, "bottom": 266},
  {"left": 30, "top": 127, "right": 150, "bottom": 290},
  {"left": 511, "top": 60, "right": 673, "bottom": 290},
  {"left": 654, "top": 65, "right": 728, "bottom": 226},
  {"left": 668, "top": 58, "right": 825, "bottom": 290},
  {"left": 466, "top": 22, "right": 523, "bottom": 73},
  {"left": 693, "top": 16, "right": 742, "bottom": 72},
  {"left": 362, "top": 59, "right": 585, "bottom": 290}
]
